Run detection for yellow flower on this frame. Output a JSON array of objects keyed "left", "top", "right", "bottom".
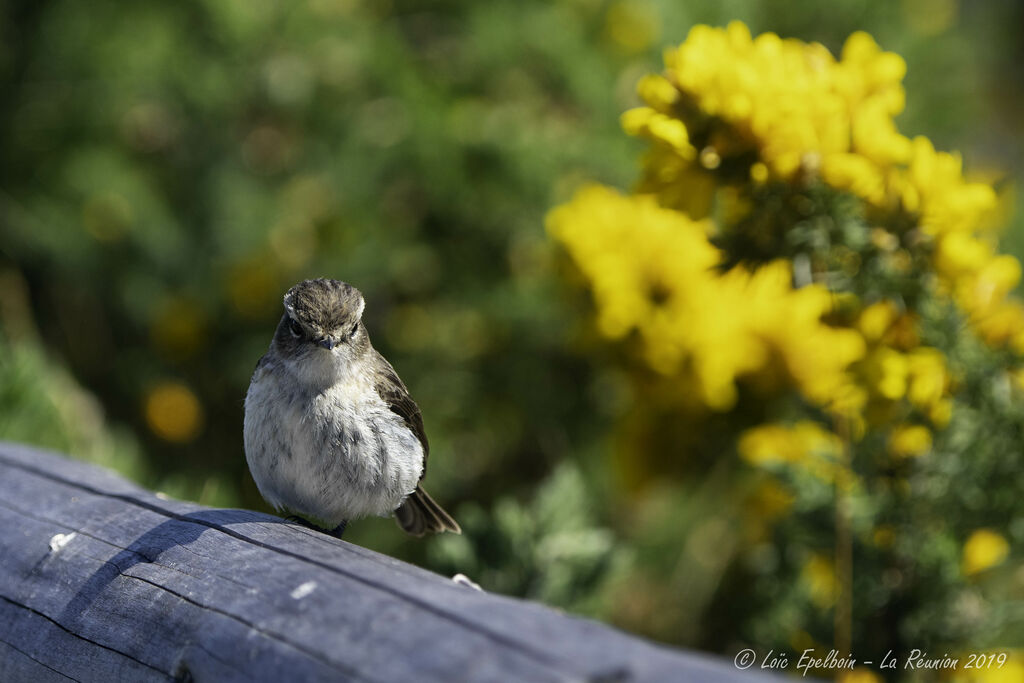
[
  {"left": 621, "top": 107, "right": 695, "bottom": 157},
  {"left": 546, "top": 184, "right": 717, "bottom": 341},
  {"left": 857, "top": 300, "right": 899, "bottom": 342},
  {"left": 888, "top": 424, "right": 932, "bottom": 458},
  {"left": 934, "top": 232, "right": 993, "bottom": 280},
  {"left": 635, "top": 74, "right": 679, "bottom": 112},
  {"left": 864, "top": 347, "right": 908, "bottom": 400},
  {"left": 749, "top": 161, "right": 769, "bottom": 184},
  {"left": 962, "top": 528, "right": 1010, "bottom": 576},
  {"left": 821, "top": 153, "right": 886, "bottom": 204},
  {"left": 740, "top": 424, "right": 800, "bottom": 466},
  {"left": 625, "top": 22, "right": 1015, "bottom": 351},
  {"left": 928, "top": 398, "right": 954, "bottom": 428},
  {"left": 907, "top": 136, "right": 997, "bottom": 237},
  {"left": 905, "top": 347, "right": 950, "bottom": 414},
  {"left": 711, "top": 262, "right": 865, "bottom": 408},
  {"left": 826, "top": 381, "right": 869, "bottom": 434},
  {"left": 144, "top": 381, "right": 204, "bottom": 443},
  {"left": 547, "top": 185, "right": 864, "bottom": 411},
  {"left": 949, "top": 651, "right": 1024, "bottom": 683},
  {"left": 856, "top": 343, "right": 951, "bottom": 424},
  {"left": 802, "top": 553, "right": 838, "bottom": 608},
  {"left": 635, "top": 23, "right": 910, "bottom": 190},
  {"left": 739, "top": 421, "right": 846, "bottom": 482},
  {"left": 603, "top": 0, "right": 660, "bottom": 54}
]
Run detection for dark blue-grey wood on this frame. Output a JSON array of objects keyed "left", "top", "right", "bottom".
[{"left": 0, "top": 442, "right": 779, "bottom": 683}]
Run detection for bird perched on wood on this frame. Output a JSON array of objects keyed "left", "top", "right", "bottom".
[{"left": 243, "top": 278, "right": 460, "bottom": 538}]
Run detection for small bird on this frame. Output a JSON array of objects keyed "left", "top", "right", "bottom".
[{"left": 243, "top": 278, "right": 460, "bottom": 538}]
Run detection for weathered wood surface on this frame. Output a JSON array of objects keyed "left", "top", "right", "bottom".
[{"left": 0, "top": 443, "right": 777, "bottom": 683}]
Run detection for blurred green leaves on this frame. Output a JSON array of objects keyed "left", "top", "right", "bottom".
[{"left": 430, "top": 462, "right": 629, "bottom": 614}]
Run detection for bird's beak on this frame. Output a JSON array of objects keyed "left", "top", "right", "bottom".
[{"left": 317, "top": 338, "right": 337, "bottom": 350}]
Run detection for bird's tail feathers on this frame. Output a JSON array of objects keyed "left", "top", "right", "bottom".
[{"left": 395, "top": 486, "right": 461, "bottom": 537}]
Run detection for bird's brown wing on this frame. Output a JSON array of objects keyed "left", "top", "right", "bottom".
[
  {"left": 373, "top": 351, "right": 460, "bottom": 536},
  {"left": 372, "top": 351, "right": 429, "bottom": 478}
]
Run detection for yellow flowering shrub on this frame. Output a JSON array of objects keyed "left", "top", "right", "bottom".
[
  {"left": 625, "top": 22, "right": 1020, "bottom": 353},
  {"left": 548, "top": 19, "right": 1020, "bottom": 665},
  {"left": 549, "top": 22, "right": 1015, "bottom": 470},
  {"left": 549, "top": 24, "right": 979, "bottom": 463}
]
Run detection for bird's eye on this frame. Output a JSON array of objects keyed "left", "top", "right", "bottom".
[
  {"left": 288, "top": 318, "right": 303, "bottom": 338},
  {"left": 349, "top": 322, "right": 359, "bottom": 339}
]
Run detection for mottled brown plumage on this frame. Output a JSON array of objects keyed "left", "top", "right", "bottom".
[{"left": 244, "top": 278, "right": 460, "bottom": 538}]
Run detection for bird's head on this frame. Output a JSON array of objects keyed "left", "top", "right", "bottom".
[{"left": 273, "top": 278, "right": 370, "bottom": 382}]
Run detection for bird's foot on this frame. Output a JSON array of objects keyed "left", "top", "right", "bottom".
[
  {"left": 283, "top": 514, "right": 317, "bottom": 530},
  {"left": 283, "top": 514, "right": 347, "bottom": 539}
]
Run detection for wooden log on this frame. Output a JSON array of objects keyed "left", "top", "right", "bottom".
[{"left": 0, "top": 443, "right": 778, "bottom": 682}]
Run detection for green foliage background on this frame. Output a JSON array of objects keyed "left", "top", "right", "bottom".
[{"left": 2, "top": 0, "right": 1022, "bottom": 672}]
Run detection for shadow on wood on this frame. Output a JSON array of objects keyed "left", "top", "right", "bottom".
[{"left": 0, "top": 443, "right": 780, "bottom": 682}]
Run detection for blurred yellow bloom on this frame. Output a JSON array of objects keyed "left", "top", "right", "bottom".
[
  {"left": 905, "top": 347, "right": 950, "bottom": 413},
  {"left": 621, "top": 107, "right": 695, "bottom": 158},
  {"left": 888, "top": 424, "right": 932, "bottom": 458},
  {"left": 872, "top": 525, "right": 896, "bottom": 549},
  {"left": 627, "top": 22, "right": 1015, "bottom": 349},
  {"left": 864, "top": 346, "right": 908, "bottom": 401},
  {"left": 749, "top": 161, "right": 769, "bottom": 184},
  {"left": 640, "top": 24, "right": 908, "bottom": 188},
  {"left": 145, "top": 381, "right": 203, "bottom": 443},
  {"left": 547, "top": 185, "right": 864, "bottom": 411},
  {"left": 226, "top": 257, "right": 282, "bottom": 320},
  {"left": 856, "top": 342, "right": 951, "bottom": 426},
  {"left": 802, "top": 553, "right": 838, "bottom": 608},
  {"left": 739, "top": 421, "right": 846, "bottom": 483},
  {"left": 934, "top": 233, "right": 993, "bottom": 280},
  {"left": 902, "top": 0, "right": 958, "bottom": 37},
  {"left": 857, "top": 300, "right": 899, "bottom": 342},
  {"left": 150, "top": 297, "right": 207, "bottom": 358},
  {"left": 635, "top": 74, "right": 679, "bottom": 112},
  {"left": 962, "top": 528, "right": 1010, "bottom": 576},
  {"left": 950, "top": 651, "right": 1024, "bottom": 683},
  {"left": 1010, "top": 368, "right": 1024, "bottom": 392},
  {"left": 908, "top": 136, "right": 997, "bottom": 236},
  {"left": 788, "top": 629, "right": 817, "bottom": 656},
  {"left": 604, "top": 0, "right": 660, "bottom": 54},
  {"left": 747, "top": 479, "right": 795, "bottom": 521},
  {"left": 870, "top": 228, "right": 900, "bottom": 251},
  {"left": 827, "top": 382, "right": 870, "bottom": 436},
  {"left": 980, "top": 302, "right": 1024, "bottom": 354},
  {"left": 821, "top": 153, "right": 886, "bottom": 205},
  {"left": 547, "top": 184, "right": 717, "bottom": 340}
]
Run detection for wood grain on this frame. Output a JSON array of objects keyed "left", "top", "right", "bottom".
[{"left": 0, "top": 443, "right": 779, "bottom": 682}]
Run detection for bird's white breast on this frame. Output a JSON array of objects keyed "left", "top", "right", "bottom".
[{"left": 243, "top": 357, "right": 424, "bottom": 526}]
